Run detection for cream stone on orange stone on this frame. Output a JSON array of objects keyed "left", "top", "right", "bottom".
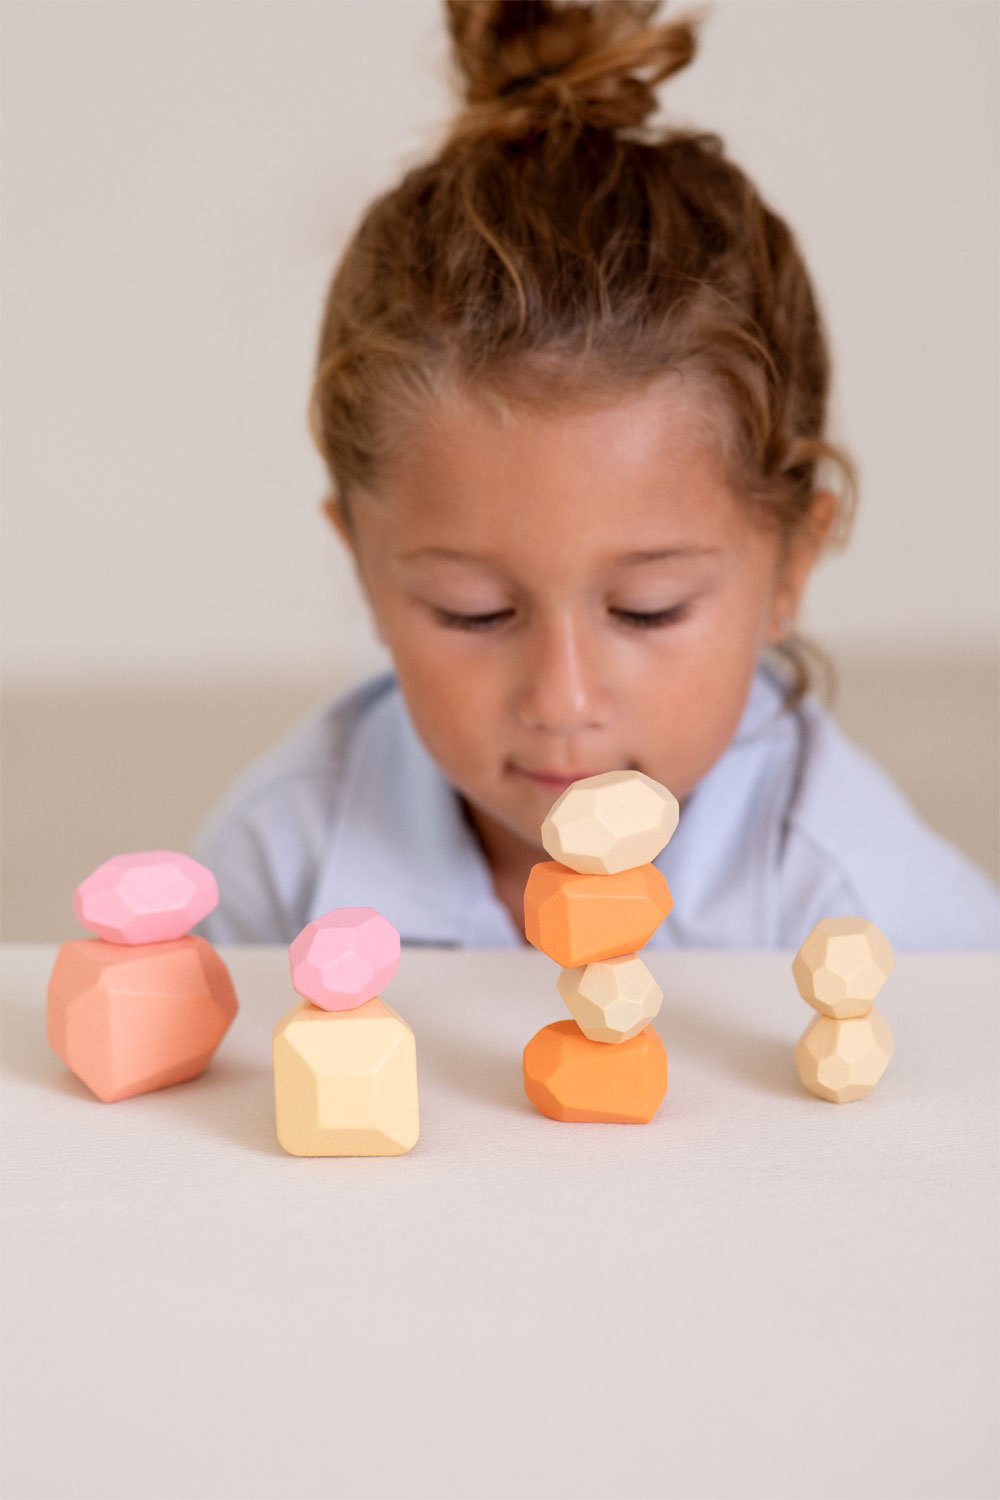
[
  {"left": 541, "top": 770, "right": 680, "bottom": 876},
  {"left": 792, "top": 916, "right": 895, "bottom": 1019},
  {"left": 556, "top": 954, "right": 663, "bottom": 1044},
  {"left": 794, "top": 1008, "right": 895, "bottom": 1104}
]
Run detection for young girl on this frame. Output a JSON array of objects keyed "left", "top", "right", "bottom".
[{"left": 191, "top": 0, "right": 998, "bottom": 951}]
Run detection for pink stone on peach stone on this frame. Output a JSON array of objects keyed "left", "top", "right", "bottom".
[
  {"left": 73, "top": 851, "right": 219, "bottom": 945},
  {"left": 289, "top": 907, "right": 401, "bottom": 1011}
]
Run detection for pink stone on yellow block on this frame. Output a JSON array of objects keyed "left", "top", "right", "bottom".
[
  {"left": 289, "top": 906, "right": 401, "bottom": 1011},
  {"left": 73, "top": 850, "right": 219, "bottom": 945},
  {"left": 47, "top": 936, "right": 238, "bottom": 1102}
]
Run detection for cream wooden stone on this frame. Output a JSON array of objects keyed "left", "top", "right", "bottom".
[
  {"left": 556, "top": 954, "right": 663, "bottom": 1044},
  {"left": 794, "top": 1008, "right": 895, "bottom": 1103},
  {"left": 792, "top": 916, "right": 895, "bottom": 1018},
  {"left": 273, "top": 996, "right": 419, "bottom": 1156},
  {"left": 541, "top": 770, "right": 680, "bottom": 875}
]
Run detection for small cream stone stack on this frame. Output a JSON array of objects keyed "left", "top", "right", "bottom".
[{"left": 792, "top": 916, "right": 896, "bottom": 1103}]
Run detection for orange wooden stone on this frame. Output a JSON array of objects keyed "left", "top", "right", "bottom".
[
  {"left": 523, "top": 1019, "right": 668, "bottom": 1123},
  {"left": 47, "top": 937, "right": 238, "bottom": 1102},
  {"left": 523, "top": 860, "right": 673, "bottom": 967}
]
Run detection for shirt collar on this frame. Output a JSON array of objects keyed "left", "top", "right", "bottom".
[
  {"left": 311, "top": 660, "right": 793, "bottom": 949},
  {"left": 310, "top": 673, "right": 522, "bottom": 947}
]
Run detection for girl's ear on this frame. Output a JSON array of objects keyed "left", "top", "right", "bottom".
[
  {"left": 322, "top": 494, "right": 354, "bottom": 552},
  {"left": 321, "top": 493, "right": 387, "bottom": 648},
  {"left": 805, "top": 489, "right": 839, "bottom": 550},
  {"left": 768, "top": 489, "right": 839, "bottom": 640}
]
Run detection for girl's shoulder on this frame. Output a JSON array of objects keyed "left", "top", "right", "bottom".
[
  {"left": 202, "top": 669, "right": 396, "bottom": 817},
  {"left": 189, "top": 671, "right": 402, "bottom": 943},
  {"left": 663, "top": 661, "right": 999, "bottom": 952},
  {"left": 778, "top": 676, "right": 1000, "bottom": 951}
]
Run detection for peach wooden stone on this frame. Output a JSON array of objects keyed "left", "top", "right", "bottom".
[
  {"left": 556, "top": 955, "right": 663, "bottom": 1044},
  {"left": 273, "top": 997, "right": 419, "bottom": 1156},
  {"left": 289, "top": 906, "right": 401, "bottom": 1011},
  {"left": 794, "top": 1007, "right": 895, "bottom": 1103},
  {"left": 792, "top": 916, "right": 895, "bottom": 1018},
  {"left": 523, "top": 860, "right": 673, "bottom": 968},
  {"left": 524, "top": 1019, "right": 667, "bottom": 1123},
  {"left": 73, "top": 850, "right": 219, "bottom": 945},
  {"left": 541, "top": 770, "right": 680, "bottom": 875},
  {"left": 47, "top": 937, "right": 238, "bottom": 1102}
]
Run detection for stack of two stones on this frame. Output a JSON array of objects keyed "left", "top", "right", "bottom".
[
  {"left": 47, "top": 851, "right": 238, "bottom": 1103},
  {"left": 792, "top": 916, "right": 896, "bottom": 1103},
  {"left": 272, "top": 907, "right": 419, "bottom": 1157},
  {"left": 522, "top": 770, "right": 680, "bottom": 1125}
]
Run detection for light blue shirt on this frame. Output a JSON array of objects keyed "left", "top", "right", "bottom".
[{"left": 190, "top": 662, "right": 1000, "bottom": 951}]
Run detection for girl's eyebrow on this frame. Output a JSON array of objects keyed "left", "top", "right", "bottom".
[
  {"left": 618, "top": 546, "right": 721, "bottom": 564},
  {"left": 399, "top": 545, "right": 721, "bottom": 564}
]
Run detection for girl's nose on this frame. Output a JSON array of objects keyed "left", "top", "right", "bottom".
[{"left": 515, "top": 614, "right": 609, "bottom": 735}]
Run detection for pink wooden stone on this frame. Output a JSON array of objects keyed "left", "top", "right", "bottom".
[
  {"left": 47, "top": 936, "right": 238, "bottom": 1102},
  {"left": 73, "top": 851, "right": 219, "bottom": 944},
  {"left": 289, "top": 906, "right": 401, "bottom": 1011}
]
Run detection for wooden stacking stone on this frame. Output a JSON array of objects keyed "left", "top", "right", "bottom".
[
  {"left": 556, "top": 954, "right": 663, "bottom": 1044},
  {"left": 523, "top": 861, "right": 672, "bottom": 968},
  {"left": 541, "top": 769, "right": 679, "bottom": 875},
  {"left": 524, "top": 1020, "right": 667, "bottom": 1124}
]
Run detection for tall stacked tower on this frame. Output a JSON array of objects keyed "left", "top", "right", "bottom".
[{"left": 521, "top": 770, "right": 679, "bottom": 1124}]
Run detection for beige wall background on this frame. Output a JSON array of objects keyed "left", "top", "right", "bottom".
[{"left": 3, "top": 0, "right": 998, "bottom": 940}]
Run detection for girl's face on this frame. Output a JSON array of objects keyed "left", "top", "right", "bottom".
[{"left": 331, "top": 378, "right": 831, "bottom": 879}]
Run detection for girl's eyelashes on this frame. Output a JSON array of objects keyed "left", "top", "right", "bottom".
[
  {"left": 611, "top": 603, "right": 690, "bottom": 629},
  {"left": 430, "top": 603, "right": 691, "bottom": 631},
  {"left": 432, "top": 607, "right": 516, "bottom": 631}
]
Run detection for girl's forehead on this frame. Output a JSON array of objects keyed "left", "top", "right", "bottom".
[
  {"left": 380, "top": 378, "right": 734, "bottom": 513},
  {"left": 368, "top": 377, "right": 744, "bottom": 549},
  {"left": 417, "top": 372, "right": 727, "bottom": 455}
]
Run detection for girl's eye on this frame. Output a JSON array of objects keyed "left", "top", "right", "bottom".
[
  {"left": 433, "top": 603, "right": 691, "bottom": 631},
  {"left": 612, "top": 603, "right": 690, "bottom": 629},
  {"left": 433, "top": 607, "right": 515, "bottom": 631}
]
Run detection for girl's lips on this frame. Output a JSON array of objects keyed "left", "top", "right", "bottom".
[{"left": 514, "top": 766, "right": 614, "bottom": 790}]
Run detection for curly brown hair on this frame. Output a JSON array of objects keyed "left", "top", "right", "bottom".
[{"left": 308, "top": 0, "right": 857, "bottom": 709}]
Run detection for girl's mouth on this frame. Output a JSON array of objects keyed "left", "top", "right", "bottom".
[{"left": 513, "top": 765, "right": 621, "bottom": 793}]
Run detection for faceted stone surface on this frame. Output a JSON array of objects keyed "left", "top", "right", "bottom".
[
  {"left": 273, "top": 997, "right": 419, "bottom": 1155},
  {"left": 288, "top": 906, "right": 401, "bottom": 1011},
  {"left": 523, "top": 1019, "right": 667, "bottom": 1123},
  {"left": 557, "top": 955, "right": 663, "bottom": 1043},
  {"left": 541, "top": 770, "right": 680, "bottom": 875},
  {"left": 47, "top": 937, "right": 238, "bottom": 1102},
  {"left": 794, "top": 1008, "right": 895, "bottom": 1103},
  {"left": 792, "top": 916, "right": 895, "bottom": 1018},
  {"left": 73, "top": 850, "right": 219, "bottom": 944},
  {"left": 524, "top": 861, "right": 673, "bottom": 967}
]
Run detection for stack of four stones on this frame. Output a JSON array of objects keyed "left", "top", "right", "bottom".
[{"left": 522, "top": 770, "right": 679, "bottom": 1124}]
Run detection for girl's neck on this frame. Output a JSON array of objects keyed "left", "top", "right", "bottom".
[{"left": 458, "top": 796, "right": 540, "bottom": 941}]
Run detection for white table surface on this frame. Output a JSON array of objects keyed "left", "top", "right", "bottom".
[{"left": 2, "top": 944, "right": 997, "bottom": 1500}]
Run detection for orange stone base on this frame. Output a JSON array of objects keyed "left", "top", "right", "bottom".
[{"left": 523, "top": 1020, "right": 667, "bottom": 1124}]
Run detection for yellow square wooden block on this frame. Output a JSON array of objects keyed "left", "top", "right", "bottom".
[{"left": 272, "top": 996, "right": 419, "bottom": 1156}]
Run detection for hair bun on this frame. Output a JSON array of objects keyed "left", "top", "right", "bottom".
[{"left": 444, "top": 0, "right": 704, "bottom": 144}]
